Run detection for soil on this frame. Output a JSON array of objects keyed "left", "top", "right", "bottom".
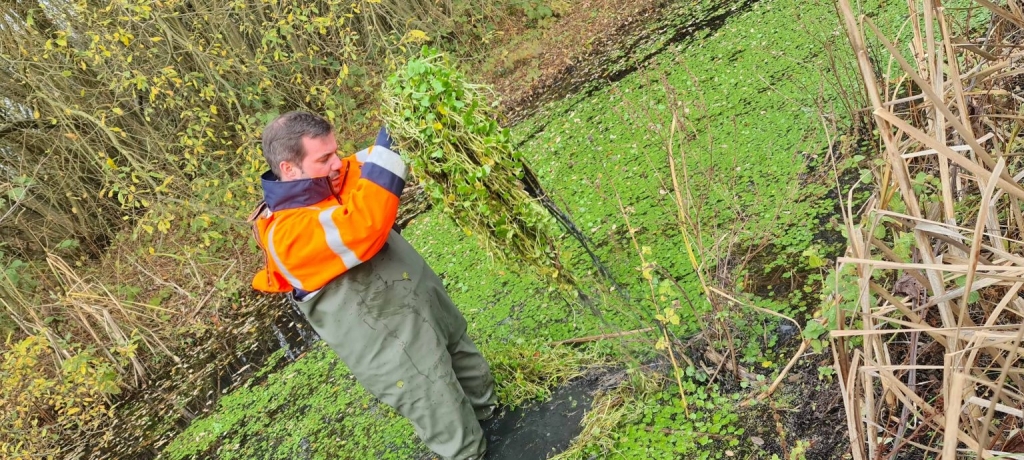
[
  {"left": 473, "top": 0, "right": 760, "bottom": 125},
  {"left": 737, "top": 355, "right": 851, "bottom": 460},
  {"left": 477, "top": 0, "right": 666, "bottom": 123}
]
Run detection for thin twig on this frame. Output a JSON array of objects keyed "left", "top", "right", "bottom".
[{"left": 547, "top": 328, "right": 656, "bottom": 346}]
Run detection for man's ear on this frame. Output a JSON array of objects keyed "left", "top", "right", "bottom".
[{"left": 279, "top": 161, "right": 299, "bottom": 180}]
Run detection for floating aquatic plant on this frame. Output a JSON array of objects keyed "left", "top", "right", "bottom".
[{"left": 381, "top": 47, "right": 571, "bottom": 284}]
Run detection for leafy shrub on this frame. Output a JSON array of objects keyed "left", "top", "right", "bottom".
[{"left": 0, "top": 335, "right": 122, "bottom": 459}]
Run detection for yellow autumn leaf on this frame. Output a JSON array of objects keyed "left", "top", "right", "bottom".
[
  {"left": 403, "top": 29, "right": 431, "bottom": 43},
  {"left": 105, "top": 158, "right": 117, "bottom": 170},
  {"left": 667, "top": 311, "right": 679, "bottom": 326}
]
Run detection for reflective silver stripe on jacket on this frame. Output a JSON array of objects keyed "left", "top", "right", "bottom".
[
  {"left": 319, "top": 207, "right": 362, "bottom": 269},
  {"left": 267, "top": 221, "right": 304, "bottom": 290},
  {"left": 365, "top": 145, "right": 408, "bottom": 180}
]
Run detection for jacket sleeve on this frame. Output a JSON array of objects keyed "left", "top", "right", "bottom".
[
  {"left": 252, "top": 265, "right": 292, "bottom": 293},
  {"left": 329, "top": 145, "right": 407, "bottom": 264},
  {"left": 374, "top": 126, "right": 394, "bottom": 150}
]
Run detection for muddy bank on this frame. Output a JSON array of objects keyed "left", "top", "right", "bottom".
[{"left": 494, "top": 0, "right": 758, "bottom": 125}]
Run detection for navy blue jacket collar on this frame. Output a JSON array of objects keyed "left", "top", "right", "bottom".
[{"left": 260, "top": 170, "right": 336, "bottom": 212}]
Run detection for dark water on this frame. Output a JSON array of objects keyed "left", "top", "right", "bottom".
[{"left": 482, "top": 377, "right": 599, "bottom": 460}]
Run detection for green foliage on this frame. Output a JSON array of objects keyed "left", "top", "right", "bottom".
[
  {"left": 165, "top": 340, "right": 600, "bottom": 459},
  {"left": 0, "top": 335, "right": 122, "bottom": 459},
  {"left": 0, "top": 0, "right": 381, "bottom": 260},
  {"left": 0, "top": 0, "right": 385, "bottom": 395},
  {"left": 559, "top": 368, "right": 743, "bottom": 460},
  {"left": 484, "top": 341, "right": 599, "bottom": 408},
  {"left": 382, "top": 48, "right": 568, "bottom": 284},
  {"left": 164, "top": 344, "right": 424, "bottom": 460},
  {"left": 510, "top": 0, "right": 570, "bottom": 25},
  {"left": 2, "top": 257, "right": 34, "bottom": 292}
]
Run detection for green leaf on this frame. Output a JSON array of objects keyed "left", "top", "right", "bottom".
[
  {"left": 858, "top": 169, "right": 872, "bottom": 184},
  {"left": 802, "top": 321, "right": 827, "bottom": 340},
  {"left": 802, "top": 246, "right": 824, "bottom": 268}
]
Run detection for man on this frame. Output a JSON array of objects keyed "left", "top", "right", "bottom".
[{"left": 250, "top": 111, "right": 497, "bottom": 459}]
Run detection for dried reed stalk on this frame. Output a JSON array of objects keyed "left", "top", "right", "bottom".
[
  {"left": 836, "top": 0, "right": 1024, "bottom": 458},
  {"left": 40, "top": 254, "right": 182, "bottom": 387}
]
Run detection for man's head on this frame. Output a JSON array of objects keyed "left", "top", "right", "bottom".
[{"left": 261, "top": 111, "right": 343, "bottom": 187}]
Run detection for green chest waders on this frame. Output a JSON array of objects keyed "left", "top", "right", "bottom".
[{"left": 292, "top": 231, "right": 496, "bottom": 460}]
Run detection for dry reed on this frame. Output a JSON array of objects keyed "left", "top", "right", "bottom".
[{"left": 835, "top": 0, "right": 1024, "bottom": 457}]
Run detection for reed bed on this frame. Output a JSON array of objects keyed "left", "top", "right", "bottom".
[{"left": 835, "top": 0, "right": 1024, "bottom": 457}]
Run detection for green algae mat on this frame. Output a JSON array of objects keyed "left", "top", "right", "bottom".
[{"left": 163, "top": 0, "right": 903, "bottom": 458}]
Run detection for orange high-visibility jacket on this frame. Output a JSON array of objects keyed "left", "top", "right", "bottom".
[{"left": 250, "top": 143, "right": 407, "bottom": 294}]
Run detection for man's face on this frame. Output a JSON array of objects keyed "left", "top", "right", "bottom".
[{"left": 280, "top": 133, "right": 343, "bottom": 190}]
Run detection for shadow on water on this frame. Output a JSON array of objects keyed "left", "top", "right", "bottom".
[{"left": 216, "top": 298, "right": 319, "bottom": 389}]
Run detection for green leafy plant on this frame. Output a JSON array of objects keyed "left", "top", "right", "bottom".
[
  {"left": 382, "top": 47, "right": 568, "bottom": 284},
  {"left": 0, "top": 335, "right": 121, "bottom": 459},
  {"left": 484, "top": 341, "right": 600, "bottom": 408}
]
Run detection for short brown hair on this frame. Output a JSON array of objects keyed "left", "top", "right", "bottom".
[{"left": 261, "top": 111, "right": 333, "bottom": 177}]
